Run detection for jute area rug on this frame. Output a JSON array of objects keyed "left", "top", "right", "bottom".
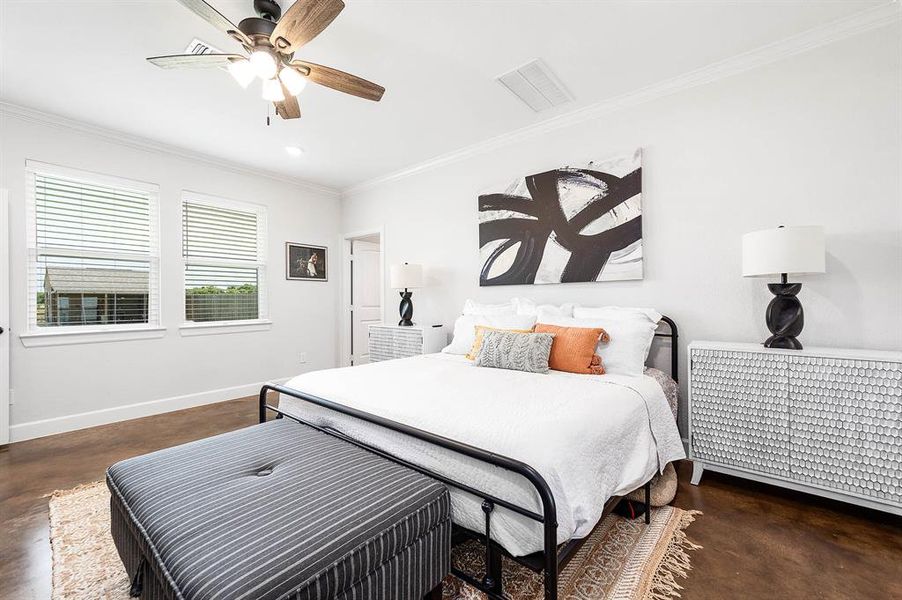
[{"left": 49, "top": 482, "right": 700, "bottom": 600}]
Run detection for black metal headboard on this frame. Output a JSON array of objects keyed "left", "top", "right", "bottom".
[{"left": 654, "top": 315, "right": 679, "bottom": 383}]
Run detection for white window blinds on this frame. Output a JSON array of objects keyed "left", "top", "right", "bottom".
[
  {"left": 182, "top": 194, "right": 267, "bottom": 323},
  {"left": 25, "top": 161, "right": 160, "bottom": 330}
]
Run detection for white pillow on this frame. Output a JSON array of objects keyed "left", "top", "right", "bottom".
[
  {"left": 442, "top": 313, "right": 537, "bottom": 355},
  {"left": 462, "top": 299, "right": 516, "bottom": 316},
  {"left": 535, "top": 304, "right": 575, "bottom": 321},
  {"left": 513, "top": 297, "right": 575, "bottom": 318},
  {"left": 542, "top": 306, "right": 662, "bottom": 376},
  {"left": 573, "top": 305, "right": 662, "bottom": 323}
]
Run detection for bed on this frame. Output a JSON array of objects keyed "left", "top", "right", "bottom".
[{"left": 263, "top": 315, "right": 684, "bottom": 599}]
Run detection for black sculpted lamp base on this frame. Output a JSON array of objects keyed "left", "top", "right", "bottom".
[
  {"left": 398, "top": 290, "right": 414, "bottom": 327},
  {"left": 764, "top": 275, "right": 804, "bottom": 349}
]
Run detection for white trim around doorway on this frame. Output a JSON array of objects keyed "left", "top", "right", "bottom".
[{"left": 340, "top": 227, "right": 385, "bottom": 367}]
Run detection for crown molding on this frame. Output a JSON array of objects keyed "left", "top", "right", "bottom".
[
  {"left": 0, "top": 102, "right": 340, "bottom": 198},
  {"left": 343, "top": 2, "right": 901, "bottom": 196}
]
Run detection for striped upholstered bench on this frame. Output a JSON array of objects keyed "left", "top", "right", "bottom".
[{"left": 106, "top": 419, "right": 451, "bottom": 600}]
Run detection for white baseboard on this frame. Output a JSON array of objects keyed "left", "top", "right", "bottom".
[{"left": 9, "top": 377, "right": 290, "bottom": 443}]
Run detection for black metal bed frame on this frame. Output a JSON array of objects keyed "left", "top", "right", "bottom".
[{"left": 257, "top": 316, "right": 678, "bottom": 600}]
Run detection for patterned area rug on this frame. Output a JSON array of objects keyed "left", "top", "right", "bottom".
[{"left": 49, "top": 482, "right": 700, "bottom": 600}]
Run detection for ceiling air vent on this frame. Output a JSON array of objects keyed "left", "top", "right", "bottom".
[
  {"left": 184, "top": 38, "right": 222, "bottom": 55},
  {"left": 496, "top": 59, "right": 572, "bottom": 112}
]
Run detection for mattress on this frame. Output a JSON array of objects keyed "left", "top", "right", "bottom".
[{"left": 280, "top": 353, "right": 685, "bottom": 557}]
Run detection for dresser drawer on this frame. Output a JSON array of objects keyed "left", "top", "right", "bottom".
[
  {"left": 690, "top": 348, "right": 791, "bottom": 477},
  {"left": 789, "top": 356, "right": 902, "bottom": 504},
  {"left": 369, "top": 326, "right": 425, "bottom": 362},
  {"left": 369, "top": 327, "right": 397, "bottom": 362}
]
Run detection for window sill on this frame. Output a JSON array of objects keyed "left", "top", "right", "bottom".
[
  {"left": 179, "top": 319, "right": 273, "bottom": 337},
  {"left": 19, "top": 326, "right": 167, "bottom": 348}
]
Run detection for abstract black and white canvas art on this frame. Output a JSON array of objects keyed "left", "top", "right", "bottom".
[{"left": 478, "top": 149, "right": 642, "bottom": 286}]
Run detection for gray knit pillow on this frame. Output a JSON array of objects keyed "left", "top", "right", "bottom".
[{"left": 474, "top": 330, "right": 554, "bottom": 374}]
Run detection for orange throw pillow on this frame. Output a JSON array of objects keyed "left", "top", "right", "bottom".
[{"left": 534, "top": 323, "right": 609, "bottom": 375}]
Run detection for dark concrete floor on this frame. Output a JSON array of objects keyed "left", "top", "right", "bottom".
[{"left": 1, "top": 395, "right": 899, "bottom": 600}]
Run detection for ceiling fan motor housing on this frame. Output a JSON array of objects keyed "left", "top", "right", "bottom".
[
  {"left": 254, "top": 0, "right": 282, "bottom": 22},
  {"left": 238, "top": 17, "right": 277, "bottom": 41},
  {"left": 238, "top": 0, "right": 282, "bottom": 41}
]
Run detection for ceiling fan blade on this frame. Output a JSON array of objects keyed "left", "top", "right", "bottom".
[
  {"left": 271, "top": 0, "right": 345, "bottom": 54},
  {"left": 291, "top": 60, "right": 384, "bottom": 101},
  {"left": 146, "top": 53, "right": 243, "bottom": 70},
  {"left": 175, "top": 0, "right": 250, "bottom": 45},
  {"left": 275, "top": 81, "right": 302, "bottom": 119},
  {"left": 275, "top": 96, "right": 302, "bottom": 120}
]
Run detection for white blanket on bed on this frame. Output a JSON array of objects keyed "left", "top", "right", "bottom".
[{"left": 280, "top": 353, "right": 685, "bottom": 556}]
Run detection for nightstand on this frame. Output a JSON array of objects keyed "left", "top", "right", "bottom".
[{"left": 368, "top": 323, "right": 445, "bottom": 362}]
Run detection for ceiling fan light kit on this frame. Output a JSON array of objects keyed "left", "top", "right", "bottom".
[
  {"left": 227, "top": 58, "right": 257, "bottom": 88},
  {"left": 279, "top": 67, "right": 308, "bottom": 96},
  {"left": 261, "top": 78, "right": 286, "bottom": 102},
  {"left": 249, "top": 49, "right": 279, "bottom": 80},
  {"left": 147, "top": 0, "right": 385, "bottom": 121}
]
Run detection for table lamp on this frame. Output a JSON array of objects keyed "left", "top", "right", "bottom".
[
  {"left": 390, "top": 263, "right": 423, "bottom": 326},
  {"left": 742, "top": 225, "right": 825, "bottom": 349}
]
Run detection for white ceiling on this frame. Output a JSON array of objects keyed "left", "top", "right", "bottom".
[{"left": 0, "top": 0, "right": 885, "bottom": 189}]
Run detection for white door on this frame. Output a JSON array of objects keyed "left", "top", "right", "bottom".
[
  {"left": 0, "top": 191, "right": 9, "bottom": 446},
  {"left": 350, "top": 239, "right": 381, "bottom": 365}
]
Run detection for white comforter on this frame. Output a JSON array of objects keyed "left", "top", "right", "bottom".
[{"left": 280, "top": 353, "right": 685, "bottom": 556}]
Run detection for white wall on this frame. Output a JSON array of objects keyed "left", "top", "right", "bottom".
[
  {"left": 340, "top": 25, "right": 902, "bottom": 434},
  {"left": 0, "top": 115, "right": 341, "bottom": 440}
]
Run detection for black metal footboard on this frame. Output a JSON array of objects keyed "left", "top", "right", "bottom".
[
  {"left": 259, "top": 384, "right": 559, "bottom": 599},
  {"left": 259, "top": 385, "right": 652, "bottom": 600}
]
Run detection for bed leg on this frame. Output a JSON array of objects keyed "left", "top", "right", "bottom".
[
  {"left": 258, "top": 387, "right": 268, "bottom": 424},
  {"left": 644, "top": 480, "right": 651, "bottom": 525},
  {"left": 487, "top": 545, "right": 502, "bottom": 595},
  {"left": 481, "top": 500, "right": 503, "bottom": 595},
  {"left": 544, "top": 519, "right": 558, "bottom": 599}
]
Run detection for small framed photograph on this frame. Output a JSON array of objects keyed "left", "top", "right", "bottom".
[{"left": 286, "top": 242, "right": 328, "bottom": 281}]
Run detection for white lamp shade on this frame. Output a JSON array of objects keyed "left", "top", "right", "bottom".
[
  {"left": 742, "top": 226, "right": 825, "bottom": 277},
  {"left": 390, "top": 263, "right": 423, "bottom": 289},
  {"left": 227, "top": 59, "right": 256, "bottom": 88},
  {"left": 261, "top": 78, "right": 285, "bottom": 102},
  {"left": 279, "top": 67, "right": 308, "bottom": 96},
  {"left": 249, "top": 50, "right": 278, "bottom": 80}
]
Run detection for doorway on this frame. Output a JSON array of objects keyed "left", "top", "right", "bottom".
[{"left": 342, "top": 230, "right": 383, "bottom": 366}]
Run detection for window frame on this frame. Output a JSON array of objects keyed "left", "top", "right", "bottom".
[
  {"left": 179, "top": 191, "right": 270, "bottom": 335},
  {"left": 20, "top": 161, "right": 164, "bottom": 347}
]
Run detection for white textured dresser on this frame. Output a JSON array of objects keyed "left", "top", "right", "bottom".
[
  {"left": 368, "top": 324, "right": 445, "bottom": 362},
  {"left": 688, "top": 341, "right": 902, "bottom": 515}
]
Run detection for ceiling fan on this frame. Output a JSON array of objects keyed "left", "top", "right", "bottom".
[{"left": 147, "top": 0, "right": 385, "bottom": 120}]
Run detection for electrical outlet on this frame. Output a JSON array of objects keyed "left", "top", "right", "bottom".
[{"left": 299, "top": 352, "right": 307, "bottom": 364}]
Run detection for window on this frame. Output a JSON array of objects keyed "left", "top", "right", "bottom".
[
  {"left": 25, "top": 161, "right": 160, "bottom": 334},
  {"left": 181, "top": 193, "right": 267, "bottom": 325}
]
